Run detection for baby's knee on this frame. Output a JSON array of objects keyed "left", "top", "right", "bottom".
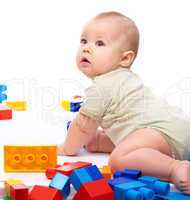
[
  {"left": 108, "top": 152, "right": 125, "bottom": 172},
  {"left": 108, "top": 146, "right": 136, "bottom": 172}
]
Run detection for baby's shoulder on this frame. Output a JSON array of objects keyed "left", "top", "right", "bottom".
[{"left": 95, "top": 68, "right": 142, "bottom": 91}]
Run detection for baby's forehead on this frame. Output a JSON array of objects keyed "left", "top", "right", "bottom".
[{"left": 81, "top": 17, "right": 126, "bottom": 40}]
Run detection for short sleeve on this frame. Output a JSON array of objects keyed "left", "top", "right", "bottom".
[{"left": 79, "top": 83, "right": 110, "bottom": 123}]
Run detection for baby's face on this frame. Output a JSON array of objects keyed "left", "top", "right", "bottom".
[{"left": 76, "top": 18, "right": 126, "bottom": 78}]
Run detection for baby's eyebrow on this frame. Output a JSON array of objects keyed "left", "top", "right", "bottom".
[
  {"left": 80, "top": 34, "right": 87, "bottom": 38},
  {"left": 96, "top": 36, "right": 109, "bottom": 43},
  {"left": 80, "top": 34, "right": 109, "bottom": 43},
  {"left": 96, "top": 36, "right": 104, "bottom": 39}
]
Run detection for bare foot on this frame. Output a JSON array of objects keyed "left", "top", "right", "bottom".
[{"left": 170, "top": 160, "right": 190, "bottom": 194}]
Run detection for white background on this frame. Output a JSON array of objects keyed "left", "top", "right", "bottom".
[
  {"left": 1, "top": 0, "right": 190, "bottom": 116},
  {"left": 0, "top": 1, "right": 189, "bottom": 194}
]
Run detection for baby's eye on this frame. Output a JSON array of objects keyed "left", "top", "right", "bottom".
[
  {"left": 95, "top": 40, "right": 105, "bottom": 46},
  {"left": 80, "top": 38, "right": 87, "bottom": 44}
]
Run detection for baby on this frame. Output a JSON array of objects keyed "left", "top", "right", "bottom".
[{"left": 58, "top": 11, "right": 190, "bottom": 194}]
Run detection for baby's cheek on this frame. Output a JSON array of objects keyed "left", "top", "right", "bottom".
[
  {"left": 76, "top": 48, "right": 82, "bottom": 64},
  {"left": 76, "top": 54, "right": 80, "bottom": 66}
]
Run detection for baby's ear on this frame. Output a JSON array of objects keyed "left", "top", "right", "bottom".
[{"left": 120, "top": 50, "right": 135, "bottom": 68}]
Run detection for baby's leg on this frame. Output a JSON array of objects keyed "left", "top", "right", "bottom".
[
  {"left": 108, "top": 128, "right": 190, "bottom": 194},
  {"left": 85, "top": 129, "right": 115, "bottom": 153}
]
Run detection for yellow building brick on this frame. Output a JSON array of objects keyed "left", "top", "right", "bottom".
[
  {"left": 6, "top": 101, "right": 27, "bottom": 111},
  {"left": 100, "top": 165, "right": 112, "bottom": 179},
  {"left": 61, "top": 100, "right": 70, "bottom": 111}
]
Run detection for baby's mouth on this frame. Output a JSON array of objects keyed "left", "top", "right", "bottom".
[{"left": 81, "top": 57, "right": 91, "bottom": 64}]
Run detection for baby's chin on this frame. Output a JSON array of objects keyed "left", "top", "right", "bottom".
[
  {"left": 77, "top": 62, "right": 117, "bottom": 78},
  {"left": 78, "top": 65, "right": 95, "bottom": 78}
]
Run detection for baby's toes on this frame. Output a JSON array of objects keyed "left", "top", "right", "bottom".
[
  {"left": 179, "top": 182, "right": 190, "bottom": 193},
  {"left": 183, "top": 187, "right": 190, "bottom": 195}
]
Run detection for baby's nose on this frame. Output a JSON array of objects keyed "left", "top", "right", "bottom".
[
  {"left": 82, "top": 44, "right": 92, "bottom": 53},
  {"left": 83, "top": 48, "right": 90, "bottom": 53}
]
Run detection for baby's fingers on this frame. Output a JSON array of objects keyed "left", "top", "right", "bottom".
[{"left": 57, "top": 144, "right": 67, "bottom": 156}]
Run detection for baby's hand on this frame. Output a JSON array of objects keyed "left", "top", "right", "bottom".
[{"left": 57, "top": 144, "right": 68, "bottom": 156}]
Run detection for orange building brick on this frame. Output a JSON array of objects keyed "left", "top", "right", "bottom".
[{"left": 4, "top": 145, "right": 57, "bottom": 172}]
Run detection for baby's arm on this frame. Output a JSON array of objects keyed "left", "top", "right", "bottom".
[{"left": 58, "top": 113, "right": 99, "bottom": 156}]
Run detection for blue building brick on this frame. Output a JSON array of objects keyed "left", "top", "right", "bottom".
[
  {"left": 85, "top": 165, "right": 103, "bottom": 180},
  {"left": 138, "top": 176, "right": 170, "bottom": 195},
  {"left": 70, "top": 167, "right": 92, "bottom": 191},
  {"left": 49, "top": 172, "right": 70, "bottom": 199},
  {"left": 0, "top": 85, "right": 7, "bottom": 92},
  {"left": 115, "top": 181, "right": 154, "bottom": 200},
  {"left": 67, "top": 121, "right": 71, "bottom": 130},
  {"left": 0, "top": 84, "right": 7, "bottom": 103},
  {"left": 123, "top": 168, "right": 142, "bottom": 179},
  {"left": 156, "top": 192, "right": 190, "bottom": 200},
  {"left": 108, "top": 177, "right": 133, "bottom": 189},
  {"left": 70, "top": 101, "right": 82, "bottom": 112},
  {"left": 113, "top": 168, "right": 142, "bottom": 180}
]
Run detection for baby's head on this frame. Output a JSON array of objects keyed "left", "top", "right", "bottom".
[{"left": 76, "top": 11, "right": 139, "bottom": 78}]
